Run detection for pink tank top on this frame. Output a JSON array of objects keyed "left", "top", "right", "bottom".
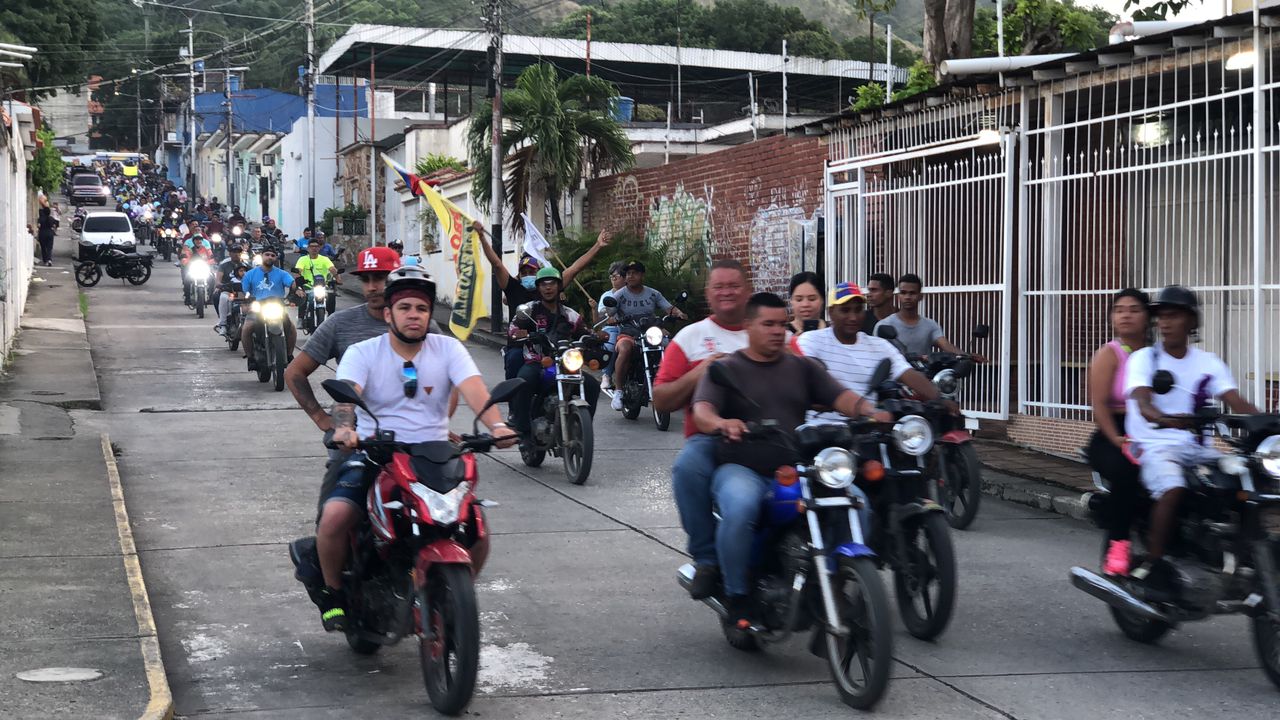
[{"left": 1107, "top": 340, "right": 1131, "bottom": 410}]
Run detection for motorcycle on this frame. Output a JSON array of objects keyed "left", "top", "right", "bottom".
[
  {"left": 511, "top": 302, "right": 610, "bottom": 485},
  {"left": 1071, "top": 406, "right": 1280, "bottom": 689},
  {"left": 877, "top": 323, "right": 990, "bottom": 530},
  {"left": 185, "top": 258, "right": 214, "bottom": 319},
  {"left": 676, "top": 362, "right": 894, "bottom": 710},
  {"left": 222, "top": 286, "right": 246, "bottom": 352},
  {"left": 851, "top": 359, "right": 960, "bottom": 641},
  {"left": 298, "top": 273, "right": 334, "bottom": 334},
  {"left": 290, "top": 377, "right": 524, "bottom": 716},
  {"left": 616, "top": 291, "right": 688, "bottom": 430},
  {"left": 247, "top": 295, "right": 289, "bottom": 391},
  {"left": 71, "top": 207, "right": 88, "bottom": 233},
  {"left": 74, "top": 242, "right": 153, "bottom": 287}
]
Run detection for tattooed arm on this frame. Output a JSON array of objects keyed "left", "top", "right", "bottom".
[{"left": 332, "top": 402, "right": 360, "bottom": 450}]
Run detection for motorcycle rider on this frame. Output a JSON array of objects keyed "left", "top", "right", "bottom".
[
  {"left": 1087, "top": 289, "right": 1151, "bottom": 576},
  {"left": 317, "top": 266, "right": 516, "bottom": 630},
  {"left": 293, "top": 237, "right": 341, "bottom": 319},
  {"left": 240, "top": 248, "right": 298, "bottom": 364},
  {"left": 227, "top": 205, "right": 247, "bottom": 228},
  {"left": 474, "top": 221, "right": 612, "bottom": 378},
  {"left": 507, "top": 267, "right": 601, "bottom": 439},
  {"left": 863, "top": 273, "right": 897, "bottom": 334},
  {"left": 598, "top": 261, "right": 627, "bottom": 390},
  {"left": 181, "top": 235, "right": 214, "bottom": 306},
  {"left": 1124, "top": 285, "right": 1257, "bottom": 593},
  {"left": 214, "top": 242, "right": 249, "bottom": 334},
  {"left": 655, "top": 259, "right": 751, "bottom": 599},
  {"left": 609, "top": 260, "right": 687, "bottom": 411},
  {"left": 261, "top": 215, "right": 282, "bottom": 243},
  {"left": 878, "top": 274, "right": 983, "bottom": 360},
  {"left": 691, "top": 292, "right": 889, "bottom": 625},
  {"left": 794, "top": 282, "right": 949, "bottom": 422}
]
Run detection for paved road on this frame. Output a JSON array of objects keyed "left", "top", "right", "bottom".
[{"left": 73, "top": 259, "right": 1280, "bottom": 719}]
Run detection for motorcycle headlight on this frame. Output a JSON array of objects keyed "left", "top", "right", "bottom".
[
  {"left": 250, "top": 301, "right": 262, "bottom": 313},
  {"left": 413, "top": 481, "right": 470, "bottom": 526},
  {"left": 1256, "top": 436, "right": 1280, "bottom": 479},
  {"left": 313, "top": 285, "right": 327, "bottom": 300},
  {"left": 252, "top": 254, "right": 263, "bottom": 266},
  {"left": 260, "top": 302, "right": 285, "bottom": 321},
  {"left": 812, "top": 447, "right": 855, "bottom": 489},
  {"left": 211, "top": 233, "right": 222, "bottom": 243},
  {"left": 239, "top": 252, "right": 249, "bottom": 263},
  {"left": 561, "top": 348, "right": 584, "bottom": 373},
  {"left": 933, "top": 368, "right": 959, "bottom": 398},
  {"left": 142, "top": 211, "right": 152, "bottom": 220},
  {"left": 233, "top": 226, "right": 243, "bottom": 237},
  {"left": 892, "top": 414, "right": 934, "bottom": 456},
  {"left": 187, "top": 261, "right": 210, "bottom": 280},
  {"left": 644, "top": 326, "right": 665, "bottom": 347}
]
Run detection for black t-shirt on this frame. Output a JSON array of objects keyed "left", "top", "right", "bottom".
[
  {"left": 503, "top": 276, "right": 537, "bottom": 347},
  {"left": 863, "top": 309, "right": 881, "bottom": 334}
]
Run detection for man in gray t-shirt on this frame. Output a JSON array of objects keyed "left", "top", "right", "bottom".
[{"left": 876, "top": 273, "right": 967, "bottom": 358}]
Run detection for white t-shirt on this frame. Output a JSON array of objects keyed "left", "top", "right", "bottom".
[
  {"left": 654, "top": 317, "right": 749, "bottom": 438},
  {"left": 336, "top": 334, "right": 481, "bottom": 444},
  {"left": 796, "top": 328, "right": 912, "bottom": 424},
  {"left": 1124, "top": 344, "right": 1237, "bottom": 447}
]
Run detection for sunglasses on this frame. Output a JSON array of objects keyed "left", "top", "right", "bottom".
[{"left": 402, "top": 361, "right": 418, "bottom": 399}]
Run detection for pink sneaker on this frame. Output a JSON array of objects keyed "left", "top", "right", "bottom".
[{"left": 1104, "top": 540, "right": 1131, "bottom": 576}]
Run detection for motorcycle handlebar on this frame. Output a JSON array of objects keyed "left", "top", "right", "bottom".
[{"left": 322, "top": 430, "right": 517, "bottom": 454}]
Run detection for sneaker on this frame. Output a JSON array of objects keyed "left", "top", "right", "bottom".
[
  {"left": 611, "top": 392, "right": 624, "bottom": 411},
  {"left": 688, "top": 564, "right": 721, "bottom": 600},
  {"left": 1104, "top": 540, "right": 1131, "bottom": 576},
  {"left": 600, "top": 375, "right": 612, "bottom": 390},
  {"left": 318, "top": 587, "right": 347, "bottom": 632},
  {"left": 723, "top": 594, "right": 757, "bottom": 630},
  {"left": 1129, "top": 559, "right": 1177, "bottom": 603},
  {"left": 214, "top": 324, "right": 225, "bottom": 336}
]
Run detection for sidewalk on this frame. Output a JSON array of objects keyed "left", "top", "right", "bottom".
[
  {"left": 0, "top": 223, "right": 171, "bottom": 719},
  {"left": 974, "top": 439, "right": 1095, "bottom": 521}
]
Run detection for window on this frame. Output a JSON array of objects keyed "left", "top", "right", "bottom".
[
  {"left": 83, "top": 215, "right": 132, "bottom": 233},
  {"left": 73, "top": 175, "right": 102, "bottom": 187}
]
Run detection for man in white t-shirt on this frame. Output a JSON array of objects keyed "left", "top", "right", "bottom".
[
  {"left": 794, "top": 282, "right": 945, "bottom": 424},
  {"left": 314, "top": 266, "right": 514, "bottom": 632},
  {"left": 1124, "top": 286, "right": 1256, "bottom": 590},
  {"left": 654, "top": 259, "right": 750, "bottom": 599}
]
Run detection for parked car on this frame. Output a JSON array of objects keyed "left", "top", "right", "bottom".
[
  {"left": 70, "top": 173, "right": 109, "bottom": 206},
  {"left": 79, "top": 212, "right": 136, "bottom": 248}
]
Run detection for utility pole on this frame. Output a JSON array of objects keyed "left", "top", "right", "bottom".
[
  {"left": 225, "top": 62, "right": 233, "bottom": 210},
  {"left": 675, "top": 0, "right": 682, "bottom": 120},
  {"left": 306, "top": 0, "right": 316, "bottom": 231},
  {"left": 185, "top": 15, "right": 196, "bottom": 198},
  {"left": 885, "top": 25, "right": 894, "bottom": 98},
  {"left": 369, "top": 47, "right": 377, "bottom": 246},
  {"left": 133, "top": 69, "right": 142, "bottom": 152},
  {"left": 486, "top": 0, "right": 505, "bottom": 333},
  {"left": 781, "top": 39, "right": 788, "bottom": 135}
]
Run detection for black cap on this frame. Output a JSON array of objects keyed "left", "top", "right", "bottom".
[{"left": 624, "top": 260, "right": 646, "bottom": 274}]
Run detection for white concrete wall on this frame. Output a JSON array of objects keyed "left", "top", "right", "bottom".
[
  {"left": 1, "top": 116, "right": 36, "bottom": 357},
  {"left": 280, "top": 117, "right": 340, "bottom": 236}
]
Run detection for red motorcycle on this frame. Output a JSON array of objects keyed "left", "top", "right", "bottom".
[{"left": 290, "top": 377, "right": 523, "bottom": 716}]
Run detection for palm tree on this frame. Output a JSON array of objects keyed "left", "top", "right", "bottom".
[{"left": 469, "top": 62, "right": 635, "bottom": 234}]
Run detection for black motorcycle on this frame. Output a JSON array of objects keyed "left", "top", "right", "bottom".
[
  {"left": 297, "top": 273, "right": 335, "bottom": 334},
  {"left": 222, "top": 286, "right": 247, "bottom": 352},
  {"left": 616, "top": 291, "right": 688, "bottom": 430},
  {"left": 247, "top": 296, "right": 289, "bottom": 391},
  {"left": 1072, "top": 407, "right": 1280, "bottom": 689},
  {"left": 75, "top": 242, "right": 153, "bottom": 287},
  {"left": 849, "top": 359, "right": 959, "bottom": 641}
]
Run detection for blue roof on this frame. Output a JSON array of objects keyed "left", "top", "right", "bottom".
[{"left": 193, "top": 84, "right": 368, "bottom": 135}]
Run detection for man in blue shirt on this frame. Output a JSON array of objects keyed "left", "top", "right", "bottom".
[{"left": 240, "top": 248, "right": 298, "bottom": 363}]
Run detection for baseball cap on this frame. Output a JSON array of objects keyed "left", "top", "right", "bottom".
[
  {"left": 624, "top": 260, "right": 646, "bottom": 274},
  {"left": 829, "top": 282, "right": 867, "bottom": 307},
  {"left": 353, "top": 246, "right": 401, "bottom": 274},
  {"left": 519, "top": 254, "right": 541, "bottom": 272}
]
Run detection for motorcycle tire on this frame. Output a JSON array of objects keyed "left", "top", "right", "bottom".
[
  {"left": 227, "top": 334, "right": 240, "bottom": 352},
  {"left": 652, "top": 405, "right": 671, "bottom": 432},
  {"left": 825, "top": 556, "right": 894, "bottom": 711},
  {"left": 1252, "top": 602, "right": 1280, "bottom": 689},
  {"left": 270, "top": 334, "right": 287, "bottom": 392},
  {"left": 194, "top": 290, "right": 205, "bottom": 319},
  {"left": 161, "top": 242, "right": 172, "bottom": 262},
  {"left": 419, "top": 565, "right": 480, "bottom": 716},
  {"left": 939, "top": 443, "right": 983, "bottom": 530},
  {"left": 562, "top": 406, "right": 594, "bottom": 485},
  {"left": 75, "top": 264, "right": 102, "bottom": 287},
  {"left": 255, "top": 345, "right": 271, "bottom": 383},
  {"left": 72, "top": 219, "right": 84, "bottom": 233},
  {"left": 519, "top": 438, "right": 546, "bottom": 468},
  {"left": 126, "top": 264, "right": 152, "bottom": 286},
  {"left": 315, "top": 306, "right": 327, "bottom": 327},
  {"left": 892, "top": 512, "right": 957, "bottom": 641},
  {"left": 722, "top": 618, "right": 761, "bottom": 652},
  {"left": 346, "top": 630, "right": 381, "bottom": 655},
  {"left": 622, "top": 384, "right": 641, "bottom": 421}
]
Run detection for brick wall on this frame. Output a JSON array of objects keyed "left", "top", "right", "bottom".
[
  {"left": 585, "top": 135, "right": 828, "bottom": 295},
  {"left": 1007, "top": 415, "right": 1096, "bottom": 461}
]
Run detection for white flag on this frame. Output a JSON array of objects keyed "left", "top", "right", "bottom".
[{"left": 520, "top": 212, "right": 551, "bottom": 268}]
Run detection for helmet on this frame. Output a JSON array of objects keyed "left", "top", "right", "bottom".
[
  {"left": 353, "top": 246, "right": 400, "bottom": 274},
  {"left": 1150, "top": 285, "right": 1200, "bottom": 327},
  {"left": 262, "top": 215, "right": 273, "bottom": 223},
  {"left": 383, "top": 265, "right": 437, "bottom": 305},
  {"left": 535, "top": 266, "right": 562, "bottom": 284}
]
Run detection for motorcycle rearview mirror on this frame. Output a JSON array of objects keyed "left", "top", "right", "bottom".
[
  {"left": 601, "top": 295, "right": 618, "bottom": 309},
  {"left": 875, "top": 325, "right": 898, "bottom": 341},
  {"left": 953, "top": 356, "right": 975, "bottom": 380},
  {"left": 676, "top": 290, "right": 690, "bottom": 304},
  {"left": 973, "top": 324, "right": 991, "bottom": 340},
  {"left": 1152, "top": 370, "right": 1175, "bottom": 395},
  {"left": 321, "top": 379, "right": 371, "bottom": 414},
  {"left": 868, "top": 358, "right": 893, "bottom": 392},
  {"left": 474, "top": 378, "right": 526, "bottom": 433}
]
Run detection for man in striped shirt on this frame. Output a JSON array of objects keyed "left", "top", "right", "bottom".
[{"left": 794, "top": 282, "right": 946, "bottom": 421}]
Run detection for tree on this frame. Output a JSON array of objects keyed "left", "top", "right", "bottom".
[
  {"left": 972, "top": 0, "right": 1116, "bottom": 56},
  {"left": 923, "top": 0, "right": 976, "bottom": 66},
  {"left": 851, "top": 83, "right": 886, "bottom": 111},
  {"left": 28, "top": 128, "right": 64, "bottom": 194},
  {"left": 892, "top": 59, "right": 938, "bottom": 101},
  {"left": 0, "top": 1, "right": 106, "bottom": 98},
  {"left": 1124, "top": 0, "right": 1192, "bottom": 21},
  {"left": 468, "top": 63, "right": 635, "bottom": 233}
]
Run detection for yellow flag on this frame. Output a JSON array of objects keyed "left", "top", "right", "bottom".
[{"left": 418, "top": 181, "right": 487, "bottom": 341}]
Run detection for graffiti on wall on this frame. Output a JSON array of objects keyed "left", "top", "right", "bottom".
[
  {"left": 749, "top": 204, "right": 820, "bottom": 295},
  {"left": 645, "top": 183, "right": 714, "bottom": 273}
]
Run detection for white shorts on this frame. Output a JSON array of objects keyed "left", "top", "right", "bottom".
[{"left": 1134, "top": 442, "right": 1222, "bottom": 499}]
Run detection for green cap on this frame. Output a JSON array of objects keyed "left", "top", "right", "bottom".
[{"left": 535, "top": 266, "right": 562, "bottom": 283}]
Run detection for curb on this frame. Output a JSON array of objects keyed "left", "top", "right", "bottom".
[
  {"left": 101, "top": 433, "right": 175, "bottom": 720},
  {"left": 978, "top": 464, "right": 1092, "bottom": 522}
]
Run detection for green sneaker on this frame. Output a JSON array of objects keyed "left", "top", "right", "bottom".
[{"left": 319, "top": 587, "right": 347, "bottom": 632}]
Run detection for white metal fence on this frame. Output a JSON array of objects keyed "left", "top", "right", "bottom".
[{"left": 826, "top": 28, "right": 1280, "bottom": 421}]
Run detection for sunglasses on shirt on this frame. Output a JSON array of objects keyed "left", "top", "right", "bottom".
[{"left": 402, "top": 361, "right": 418, "bottom": 399}]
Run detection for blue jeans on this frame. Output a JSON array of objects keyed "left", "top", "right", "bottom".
[
  {"left": 503, "top": 346, "right": 524, "bottom": 380},
  {"left": 671, "top": 434, "right": 719, "bottom": 566},
  {"left": 602, "top": 326, "right": 620, "bottom": 379}
]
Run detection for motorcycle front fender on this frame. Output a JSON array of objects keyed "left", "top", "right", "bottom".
[
  {"left": 939, "top": 430, "right": 971, "bottom": 444},
  {"left": 834, "top": 542, "right": 876, "bottom": 559},
  {"left": 266, "top": 319, "right": 285, "bottom": 337},
  {"left": 895, "top": 501, "right": 944, "bottom": 525},
  {"left": 415, "top": 540, "right": 474, "bottom": 583}
]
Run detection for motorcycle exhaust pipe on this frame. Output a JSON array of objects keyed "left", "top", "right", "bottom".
[
  {"left": 1069, "top": 566, "right": 1170, "bottom": 624},
  {"left": 677, "top": 563, "right": 729, "bottom": 620}
]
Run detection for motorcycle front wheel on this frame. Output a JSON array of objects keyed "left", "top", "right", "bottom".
[
  {"left": 892, "top": 512, "right": 957, "bottom": 640},
  {"left": 255, "top": 338, "right": 271, "bottom": 383},
  {"left": 563, "top": 406, "right": 594, "bottom": 485},
  {"left": 315, "top": 305, "right": 327, "bottom": 327},
  {"left": 126, "top": 264, "right": 152, "bottom": 286},
  {"left": 622, "top": 382, "right": 642, "bottom": 421},
  {"left": 75, "top": 263, "right": 102, "bottom": 287},
  {"left": 194, "top": 289, "right": 205, "bottom": 319},
  {"left": 652, "top": 404, "right": 671, "bottom": 432},
  {"left": 938, "top": 443, "right": 983, "bottom": 530},
  {"left": 419, "top": 564, "right": 479, "bottom": 716},
  {"left": 1252, "top": 598, "right": 1280, "bottom": 689},
  {"left": 269, "top": 334, "right": 287, "bottom": 392},
  {"left": 825, "top": 556, "right": 894, "bottom": 710}
]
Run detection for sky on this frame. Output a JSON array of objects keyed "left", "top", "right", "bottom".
[{"left": 1090, "top": 0, "right": 1231, "bottom": 22}]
